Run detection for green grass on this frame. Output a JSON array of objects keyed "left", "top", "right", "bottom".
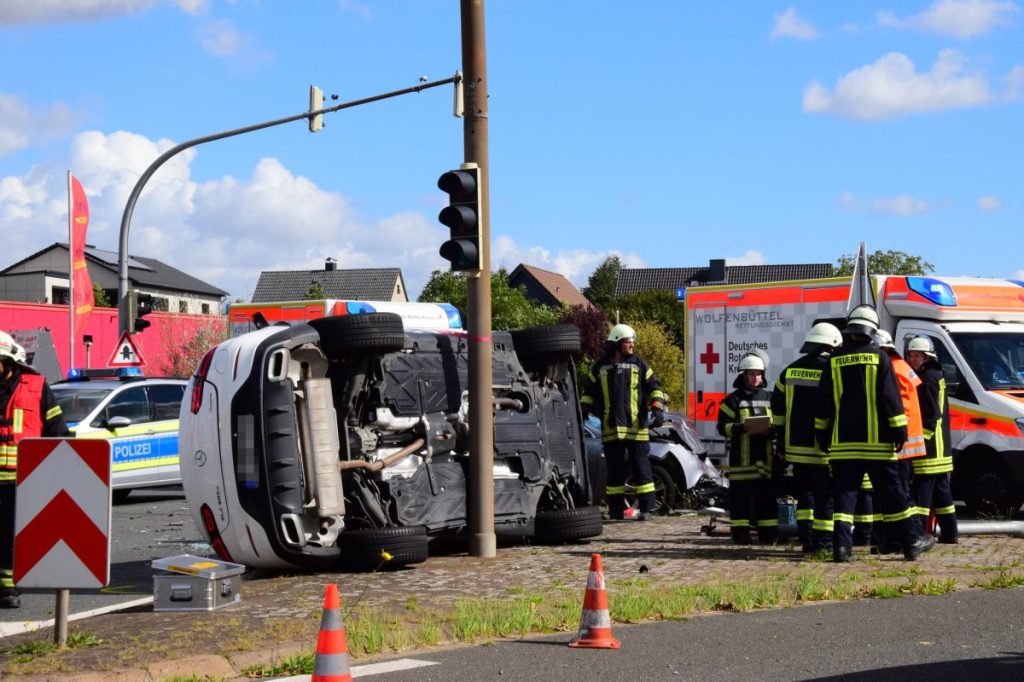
[
  {"left": 972, "top": 570, "right": 1024, "bottom": 589},
  {"left": 3, "top": 630, "right": 103, "bottom": 663},
  {"left": 159, "top": 676, "right": 226, "bottom": 682},
  {"left": 241, "top": 651, "right": 314, "bottom": 678}
]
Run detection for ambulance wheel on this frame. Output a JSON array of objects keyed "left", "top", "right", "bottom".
[
  {"left": 624, "top": 462, "right": 677, "bottom": 515},
  {"left": 965, "top": 458, "right": 1023, "bottom": 516},
  {"left": 510, "top": 325, "right": 581, "bottom": 359},
  {"left": 309, "top": 313, "right": 405, "bottom": 355},
  {"left": 534, "top": 506, "right": 603, "bottom": 543},
  {"left": 340, "top": 525, "right": 428, "bottom": 572}
]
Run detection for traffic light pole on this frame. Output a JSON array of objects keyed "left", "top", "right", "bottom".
[
  {"left": 461, "top": 0, "right": 495, "bottom": 558},
  {"left": 115, "top": 75, "right": 459, "bottom": 333}
]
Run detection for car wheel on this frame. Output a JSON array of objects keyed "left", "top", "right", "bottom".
[
  {"left": 308, "top": 312, "right": 405, "bottom": 356},
  {"left": 624, "top": 462, "right": 677, "bottom": 515},
  {"left": 534, "top": 505, "right": 603, "bottom": 543},
  {"left": 112, "top": 489, "right": 132, "bottom": 505},
  {"left": 509, "top": 324, "right": 581, "bottom": 359},
  {"left": 965, "top": 458, "right": 1023, "bottom": 517},
  {"left": 340, "top": 525, "right": 428, "bottom": 572}
]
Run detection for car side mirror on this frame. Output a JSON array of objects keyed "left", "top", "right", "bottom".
[{"left": 106, "top": 415, "right": 132, "bottom": 430}]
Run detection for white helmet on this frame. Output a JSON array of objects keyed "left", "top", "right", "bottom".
[
  {"left": 906, "top": 335, "right": 936, "bottom": 358},
  {"left": 11, "top": 342, "right": 26, "bottom": 364},
  {"left": 845, "top": 305, "right": 879, "bottom": 337},
  {"left": 607, "top": 323, "right": 636, "bottom": 343},
  {"left": 738, "top": 353, "right": 765, "bottom": 372},
  {"left": 0, "top": 331, "right": 17, "bottom": 363},
  {"left": 874, "top": 329, "right": 895, "bottom": 350},
  {"left": 801, "top": 322, "right": 843, "bottom": 352}
]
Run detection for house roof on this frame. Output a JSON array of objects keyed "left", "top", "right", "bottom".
[
  {"left": 251, "top": 267, "right": 405, "bottom": 303},
  {"left": 616, "top": 263, "right": 834, "bottom": 297},
  {"left": 508, "top": 264, "right": 592, "bottom": 309},
  {"left": 1, "top": 243, "right": 228, "bottom": 297}
]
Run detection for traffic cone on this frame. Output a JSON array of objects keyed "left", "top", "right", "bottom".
[
  {"left": 312, "top": 583, "right": 352, "bottom": 682},
  {"left": 568, "top": 553, "right": 621, "bottom": 649}
]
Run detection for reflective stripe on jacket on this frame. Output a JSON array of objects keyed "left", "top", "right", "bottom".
[
  {"left": 581, "top": 354, "right": 667, "bottom": 443},
  {"left": 771, "top": 352, "right": 829, "bottom": 466},
  {"left": 0, "top": 373, "right": 45, "bottom": 481},
  {"left": 913, "top": 360, "right": 953, "bottom": 475},
  {"left": 718, "top": 377, "right": 773, "bottom": 481},
  {"left": 890, "top": 354, "right": 927, "bottom": 460}
]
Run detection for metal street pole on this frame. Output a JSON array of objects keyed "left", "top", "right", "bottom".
[
  {"left": 116, "top": 76, "right": 459, "bottom": 331},
  {"left": 461, "top": 0, "right": 495, "bottom": 558}
]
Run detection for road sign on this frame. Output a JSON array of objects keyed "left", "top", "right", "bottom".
[
  {"left": 107, "top": 330, "right": 146, "bottom": 367},
  {"left": 14, "top": 438, "right": 111, "bottom": 588}
]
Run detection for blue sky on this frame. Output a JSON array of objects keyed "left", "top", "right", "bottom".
[{"left": 1, "top": 1, "right": 1021, "bottom": 302}]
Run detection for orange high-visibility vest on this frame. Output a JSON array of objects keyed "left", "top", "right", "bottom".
[{"left": 890, "top": 354, "right": 926, "bottom": 460}]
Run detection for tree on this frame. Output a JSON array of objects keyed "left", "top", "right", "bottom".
[
  {"left": 418, "top": 268, "right": 560, "bottom": 330},
  {"left": 157, "top": 317, "right": 228, "bottom": 378},
  {"left": 835, "top": 249, "right": 934, "bottom": 277},
  {"left": 92, "top": 283, "right": 111, "bottom": 308},
  {"left": 583, "top": 255, "right": 621, "bottom": 311},
  {"left": 559, "top": 304, "right": 610, "bottom": 364},
  {"left": 305, "top": 280, "right": 326, "bottom": 300},
  {"left": 616, "top": 288, "right": 685, "bottom": 349},
  {"left": 631, "top": 319, "right": 683, "bottom": 412}
]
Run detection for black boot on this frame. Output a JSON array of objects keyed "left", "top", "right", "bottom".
[
  {"left": 904, "top": 535, "right": 936, "bottom": 561},
  {"left": 833, "top": 546, "right": 853, "bottom": 563},
  {"left": 731, "top": 528, "right": 752, "bottom": 545},
  {"left": 0, "top": 587, "right": 20, "bottom": 609}
]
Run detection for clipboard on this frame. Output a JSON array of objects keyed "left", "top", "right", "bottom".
[{"left": 743, "top": 415, "right": 772, "bottom": 435}]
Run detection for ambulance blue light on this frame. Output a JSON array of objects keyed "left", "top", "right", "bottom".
[
  {"left": 440, "top": 303, "right": 463, "bottom": 329},
  {"left": 345, "top": 301, "right": 377, "bottom": 315},
  {"left": 907, "top": 277, "right": 957, "bottom": 307},
  {"left": 1011, "top": 280, "right": 1024, "bottom": 289}
]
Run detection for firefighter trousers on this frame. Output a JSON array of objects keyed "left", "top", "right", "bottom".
[
  {"left": 605, "top": 440, "right": 655, "bottom": 516},
  {"left": 0, "top": 484, "right": 14, "bottom": 589},
  {"left": 911, "top": 472, "right": 958, "bottom": 543},
  {"left": 728, "top": 477, "right": 778, "bottom": 544},
  {"left": 791, "top": 463, "right": 833, "bottom": 550},
  {"left": 832, "top": 460, "right": 915, "bottom": 551}
]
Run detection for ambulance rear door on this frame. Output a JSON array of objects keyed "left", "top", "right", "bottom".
[{"left": 689, "top": 299, "right": 730, "bottom": 462}]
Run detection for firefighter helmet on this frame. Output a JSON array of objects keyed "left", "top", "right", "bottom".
[
  {"left": 11, "top": 342, "right": 26, "bottom": 364},
  {"left": 607, "top": 324, "right": 636, "bottom": 343},
  {"left": 906, "top": 335, "right": 936, "bottom": 358},
  {"left": 800, "top": 322, "right": 843, "bottom": 352},
  {"left": 0, "top": 331, "right": 17, "bottom": 362},
  {"left": 874, "top": 329, "right": 896, "bottom": 350},
  {"left": 844, "top": 305, "right": 879, "bottom": 337},
  {"left": 737, "top": 353, "right": 765, "bottom": 372}
]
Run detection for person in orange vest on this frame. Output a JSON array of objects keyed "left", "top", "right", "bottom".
[
  {"left": 0, "top": 330, "right": 71, "bottom": 609},
  {"left": 905, "top": 335, "right": 958, "bottom": 544},
  {"left": 872, "top": 330, "right": 926, "bottom": 552}
]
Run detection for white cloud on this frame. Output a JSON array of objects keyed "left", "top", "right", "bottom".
[
  {"left": 837, "top": 192, "right": 934, "bottom": 216},
  {"left": 0, "top": 129, "right": 455, "bottom": 301},
  {"left": 978, "top": 195, "right": 1003, "bottom": 211},
  {"left": 192, "top": 19, "right": 272, "bottom": 66},
  {"left": 490, "top": 236, "right": 644, "bottom": 287},
  {"left": 0, "top": 1, "right": 210, "bottom": 25},
  {"left": 725, "top": 250, "right": 765, "bottom": 266},
  {"left": 878, "top": 0, "right": 1019, "bottom": 39},
  {"left": 1007, "top": 65, "right": 1024, "bottom": 100},
  {"left": 339, "top": 0, "right": 373, "bottom": 20},
  {"left": 0, "top": 94, "right": 80, "bottom": 156},
  {"left": 1013, "top": 270, "right": 1024, "bottom": 280},
  {"left": 771, "top": 7, "right": 819, "bottom": 40},
  {"left": 803, "top": 50, "right": 993, "bottom": 120}
]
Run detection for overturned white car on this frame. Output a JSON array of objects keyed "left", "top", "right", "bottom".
[{"left": 179, "top": 310, "right": 601, "bottom": 570}]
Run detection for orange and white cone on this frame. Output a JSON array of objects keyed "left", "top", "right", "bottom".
[
  {"left": 568, "top": 553, "right": 621, "bottom": 649},
  {"left": 312, "top": 583, "right": 352, "bottom": 682}
]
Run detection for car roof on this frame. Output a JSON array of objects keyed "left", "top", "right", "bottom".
[{"left": 53, "top": 377, "right": 187, "bottom": 389}]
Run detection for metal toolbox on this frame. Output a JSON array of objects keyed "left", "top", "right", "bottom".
[{"left": 152, "top": 554, "right": 245, "bottom": 612}]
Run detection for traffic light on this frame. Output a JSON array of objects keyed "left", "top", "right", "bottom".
[
  {"left": 134, "top": 292, "right": 154, "bottom": 332},
  {"left": 437, "top": 163, "right": 481, "bottom": 272},
  {"left": 309, "top": 85, "right": 324, "bottom": 132}
]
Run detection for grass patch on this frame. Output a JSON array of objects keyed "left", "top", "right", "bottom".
[
  {"left": 972, "top": 570, "right": 1024, "bottom": 590},
  {"left": 241, "top": 651, "right": 314, "bottom": 678},
  {"left": 3, "top": 630, "right": 103, "bottom": 663},
  {"left": 160, "top": 676, "right": 226, "bottom": 682}
]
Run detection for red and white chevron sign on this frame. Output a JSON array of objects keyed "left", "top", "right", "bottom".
[{"left": 14, "top": 438, "right": 111, "bottom": 589}]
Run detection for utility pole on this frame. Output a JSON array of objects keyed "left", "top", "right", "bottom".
[{"left": 461, "top": 0, "right": 495, "bottom": 559}]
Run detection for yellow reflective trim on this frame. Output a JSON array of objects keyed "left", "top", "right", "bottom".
[
  {"left": 935, "top": 504, "right": 956, "bottom": 515},
  {"left": 635, "top": 482, "right": 656, "bottom": 494},
  {"left": 758, "top": 519, "right": 779, "bottom": 527},
  {"left": 606, "top": 485, "right": 626, "bottom": 495},
  {"left": 833, "top": 513, "right": 854, "bottom": 524},
  {"left": 13, "top": 408, "right": 23, "bottom": 434},
  {"left": 73, "top": 422, "right": 179, "bottom": 439},
  {"left": 45, "top": 405, "right": 62, "bottom": 421}
]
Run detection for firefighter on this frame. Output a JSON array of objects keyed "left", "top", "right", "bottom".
[
  {"left": 771, "top": 322, "right": 841, "bottom": 552},
  {"left": 906, "top": 335, "right": 958, "bottom": 544},
  {"left": 719, "top": 353, "right": 777, "bottom": 544},
  {"left": 814, "top": 306, "right": 934, "bottom": 563},
  {"left": 0, "top": 330, "right": 71, "bottom": 608},
  {"left": 581, "top": 324, "right": 667, "bottom": 521},
  {"left": 873, "top": 330, "right": 926, "bottom": 553}
]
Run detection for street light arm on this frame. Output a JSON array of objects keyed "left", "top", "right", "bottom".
[{"left": 117, "top": 73, "right": 460, "bottom": 329}]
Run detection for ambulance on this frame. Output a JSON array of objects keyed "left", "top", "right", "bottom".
[
  {"left": 686, "top": 271, "right": 1024, "bottom": 514},
  {"left": 228, "top": 299, "right": 463, "bottom": 337}
]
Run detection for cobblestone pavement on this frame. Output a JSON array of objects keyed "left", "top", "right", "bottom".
[{"left": 1, "top": 513, "right": 1021, "bottom": 681}]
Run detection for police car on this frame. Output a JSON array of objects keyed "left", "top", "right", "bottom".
[{"left": 51, "top": 369, "right": 187, "bottom": 501}]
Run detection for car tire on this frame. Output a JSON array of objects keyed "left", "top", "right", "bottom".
[
  {"left": 624, "top": 461, "right": 677, "bottom": 515},
  {"left": 534, "top": 505, "right": 603, "bottom": 543},
  {"left": 964, "top": 457, "right": 1024, "bottom": 516},
  {"left": 509, "top": 324, "right": 581, "bottom": 359},
  {"left": 308, "top": 313, "right": 405, "bottom": 356},
  {"left": 340, "top": 525, "right": 429, "bottom": 572}
]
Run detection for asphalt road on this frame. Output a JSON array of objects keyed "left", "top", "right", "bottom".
[
  {"left": 363, "top": 587, "right": 1024, "bottom": 682},
  {"left": 1, "top": 486, "right": 212, "bottom": 630}
]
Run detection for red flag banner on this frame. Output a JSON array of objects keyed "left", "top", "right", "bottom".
[{"left": 70, "top": 175, "right": 93, "bottom": 331}]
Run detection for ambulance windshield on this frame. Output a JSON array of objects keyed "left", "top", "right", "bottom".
[{"left": 951, "top": 332, "right": 1024, "bottom": 390}]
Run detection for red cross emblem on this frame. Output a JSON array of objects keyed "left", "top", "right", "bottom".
[{"left": 699, "top": 342, "right": 720, "bottom": 374}]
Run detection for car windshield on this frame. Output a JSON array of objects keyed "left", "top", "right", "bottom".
[
  {"left": 951, "top": 331, "right": 1024, "bottom": 390},
  {"left": 53, "top": 386, "right": 114, "bottom": 423}
]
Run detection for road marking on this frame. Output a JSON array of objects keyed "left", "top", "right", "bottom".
[
  {"left": 0, "top": 596, "right": 154, "bottom": 638},
  {"left": 271, "top": 657, "right": 439, "bottom": 680}
]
